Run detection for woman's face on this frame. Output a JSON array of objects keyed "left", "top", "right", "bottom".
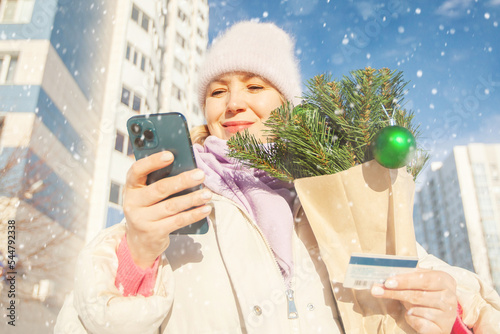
[{"left": 204, "top": 72, "right": 283, "bottom": 141}]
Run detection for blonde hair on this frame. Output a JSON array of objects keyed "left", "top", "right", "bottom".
[{"left": 190, "top": 124, "right": 210, "bottom": 145}]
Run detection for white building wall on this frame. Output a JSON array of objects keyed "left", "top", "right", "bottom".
[
  {"left": 161, "top": 0, "right": 208, "bottom": 126},
  {"left": 86, "top": 0, "right": 132, "bottom": 241},
  {"left": 1, "top": 1, "right": 120, "bottom": 330},
  {"left": 0, "top": 39, "right": 47, "bottom": 85},
  {"left": 456, "top": 144, "right": 500, "bottom": 290},
  {"left": 454, "top": 145, "right": 493, "bottom": 287},
  {"left": 88, "top": 0, "right": 209, "bottom": 235}
]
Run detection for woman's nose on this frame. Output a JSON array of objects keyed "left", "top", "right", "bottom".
[{"left": 226, "top": 91, "right": 247, "bottom": 113}]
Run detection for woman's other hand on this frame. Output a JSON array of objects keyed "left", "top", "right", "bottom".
[
  {"left": 371, "top": 269, "right": 458, "bottom": 333},
  {"left": 123, "top": 151, "right": 212, "bottom": 269}
]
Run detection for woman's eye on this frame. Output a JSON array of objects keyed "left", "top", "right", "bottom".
[
  {"left": 211, "top": 89, "right": 225, "bottom": 96},
  {"left": 248, "top": 85, "right": 264, "bottom": 91}
]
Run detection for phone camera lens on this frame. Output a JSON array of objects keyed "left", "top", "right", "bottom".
[
  {"left": 131, "top": 123, "right": 141, "bottom": 135},
  {"left": 144, "top": 129, "right": 154, "bottom": 141},
  {"left": 134, "top": 137, "right": 145, "bottom": 148}
]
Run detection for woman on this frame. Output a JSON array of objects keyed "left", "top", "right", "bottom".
[{"left": 55, "top": 21, "right": 499, "bottom": 334}]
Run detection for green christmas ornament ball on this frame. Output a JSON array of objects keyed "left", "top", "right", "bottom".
[{"left": 372, "top": 125, "right": 416, "bottom": 169}]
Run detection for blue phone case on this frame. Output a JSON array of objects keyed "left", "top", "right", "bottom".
[{"left": 126, "top": 112, "right": 209, "bottom": 234}]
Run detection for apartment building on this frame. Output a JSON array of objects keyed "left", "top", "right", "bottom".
[
  {"left": 0, "top": 0, "right": 119, "bottom": 331},
  {"left": 414, "top": 143, "right": 500, "bottom": 292},
  {"left": 0, "top": 0, "right": 208, "bottom": 331},
  {"left": 87, "top": 0, "right": 209, "bottom": 240}
]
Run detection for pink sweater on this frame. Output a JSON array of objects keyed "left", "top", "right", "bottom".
[
  {"left": 115, "top": 235, "right": 472, "bottom": 333},
  {"left": 115, "top": 235, "right": 159, "bottom": 297}
]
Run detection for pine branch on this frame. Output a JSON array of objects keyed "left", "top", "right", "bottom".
[
  {"left": 227, "top": 68, "right": 429, "bottom": 181},
  {"left": 227, "top": 128, "right": 294, "bottom": 181}
]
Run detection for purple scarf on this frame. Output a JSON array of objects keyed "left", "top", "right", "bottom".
[{"left": 193, "top": 136, "right": 295, "bottom": 284}]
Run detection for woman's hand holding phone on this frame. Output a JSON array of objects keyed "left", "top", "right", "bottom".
[{"left": 122, "top": 151, "right": 213, "bottom": 269}]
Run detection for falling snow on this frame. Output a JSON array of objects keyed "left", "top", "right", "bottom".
[{"left": 0, "top": 2, "right": 496, "bottom": 331}]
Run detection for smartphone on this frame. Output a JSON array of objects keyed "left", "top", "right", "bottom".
[{"left": 126, "top": 112, "right": 209, "bottom": 235}]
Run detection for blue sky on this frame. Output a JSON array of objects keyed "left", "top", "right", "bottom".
[{"left": 208, "top": 0, "right": 500, "bottom": 169}]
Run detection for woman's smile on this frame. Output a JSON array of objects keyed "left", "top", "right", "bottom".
[{"left": 222, "top": 121, "right": 255, "bottom": 134}]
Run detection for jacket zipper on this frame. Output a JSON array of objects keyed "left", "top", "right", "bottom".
[
  {"left": 286, "top": 289, "right": 299, "bottom": 319},
  {"left": 215, "top": 195, "right": 299, "bottom": 320}
]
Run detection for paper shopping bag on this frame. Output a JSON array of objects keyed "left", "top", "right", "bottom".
[{"left": 294, "top": 160, "right": 417, "bottom": 333}]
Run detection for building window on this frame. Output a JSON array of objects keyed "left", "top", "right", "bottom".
[
  {"left": 141, "top": 14, "right": 150, "bottom": 32},
  {"left": 120, "top": 86, "right": 143, "bottom": 113},
  {"left": 125, "top": 44, "right": 131, "bottom": 60},
  {"left": 173, "top": 57, "right": 184, "bottom": 73},
  {"left": 0, "top": 0, "right": 35, "bottom": 23},
  {"left": 132, "top": 94, "right": 141, "bottom": 112},
  {"left": 131, "top": 5, "right": 139, "bottom": 23},
  {"left": 121, "top": 87, "right": 131, "bottom": 106},
  {"left": 176, "top": 32, "right": 186, "bottom": 48},
  {"left": 7, "top": 56, "right": 18, "bottom": 82},
  {"left": 197, "top": 27, "right": 204, "bottom": 38},
  {"left": 196, "top": 46, "right": 202, "bottom": 56},
  {"left": 115, "top": 131, "right": 125, "bottom": 152},
  {"left": 131, "top": 3, "right": 150, "bottom": 32},
  {"left": 127, "top": 138, "right": 133, "bottom": 156},
  {"left": 109, "top": 181, "right": 122, "bottom": 205},
  {"left": 178, "top": 9, "right": 188, "bottom": 22},
  {"left": 125, "top": 42, "right": 149, "bottom": 72},
  {"left": 114, "top": 131, "right": 134, "bottom": 157},
  {"left": 0, "top": 54, "right": 18, "bottom": 84},
  {"left": 171, "top": 84, "right": 183, "bottom": 101},
  {"left": 133, "top": 50, "right": 138, "bottom": 65}
]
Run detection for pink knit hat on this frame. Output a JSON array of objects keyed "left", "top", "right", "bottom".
[{"left": 198, "top": 21, "right": 302, "bottom": 108}]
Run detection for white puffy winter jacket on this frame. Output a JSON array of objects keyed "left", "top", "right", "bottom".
[{"left": 55, "top": 194, "right": 500, "bottom": 333}]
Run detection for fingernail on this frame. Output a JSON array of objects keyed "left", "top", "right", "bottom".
[
  {"left": 191, "top": 170, "right": 205, "bottom": 180},
  {"left": 385, "top": 279, "right": 398, "bottom": 289},
  {"left": 371, "top": 286, "right": 385, "bottom": 296},
  {"left": 200, "top": 205, "right": 212, "bottom": 213},
  {"left": 160, "top": 152, "right": 174, "bottom": 161},
  {"left": 201, "top": 190, "right": 212, "bottom": 200}
]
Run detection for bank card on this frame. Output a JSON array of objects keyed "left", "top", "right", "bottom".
[{"left": 343, "top": 253, "right": 418, "bottom": 289}]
